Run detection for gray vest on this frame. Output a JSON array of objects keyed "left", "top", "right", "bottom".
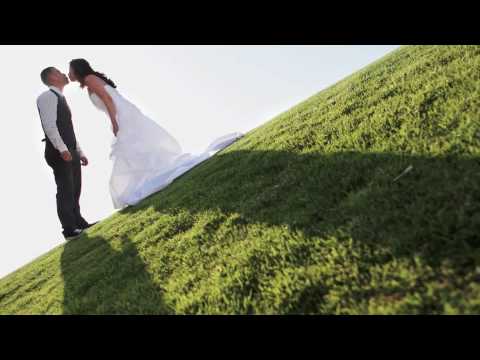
[{"left": 40, "top": 89, "right": 77, "bottom": 152}]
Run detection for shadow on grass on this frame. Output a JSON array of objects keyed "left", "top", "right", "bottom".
[
  {"left": 60, "top": 232, "right": 169, "bottom": 314},
  {"left": 124, "top": 148, "right": 480, "bottom": 272},
  {"left": 61, "top": 149, "right": 480, "bottom": 313}
]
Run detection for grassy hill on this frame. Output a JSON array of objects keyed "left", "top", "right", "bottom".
[{"left": 1, "top": 45, "right": 479, "bottom": 314}]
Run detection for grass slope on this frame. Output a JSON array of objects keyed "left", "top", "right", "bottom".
[{"left": 1, "top": 45, "right": 479, "bottom": 314}]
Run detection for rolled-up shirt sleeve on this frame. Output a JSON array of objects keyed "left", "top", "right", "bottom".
[{"left": 37, "top": 92, "right": 68, "bottom": 153}]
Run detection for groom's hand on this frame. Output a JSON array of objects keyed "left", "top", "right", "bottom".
[
  {"left": 80, "top": 156, "right": 89, "bottom": 166},
  {"left": 61, "top": 150, "right": 72, "bottom": 162}
]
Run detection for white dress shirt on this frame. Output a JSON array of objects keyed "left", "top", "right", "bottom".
[{"left": 37, "top": 86, "right": 85, "bottom": 157}]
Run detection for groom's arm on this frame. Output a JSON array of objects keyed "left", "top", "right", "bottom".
[{"left": 37, "top": 92, "right": 68, "bottom": 154}]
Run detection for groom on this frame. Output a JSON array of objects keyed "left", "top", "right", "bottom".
[{"left": 37, "top": 67, "right": 95, "bottom": 240}]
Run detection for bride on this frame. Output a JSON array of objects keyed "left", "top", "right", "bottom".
[{"left": 68, "top": 59, "right": 242, "bottom": 209}]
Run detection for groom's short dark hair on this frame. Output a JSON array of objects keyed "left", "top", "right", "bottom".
[{"left": 40, "top": 67, "right": 55, "bottom": 86}]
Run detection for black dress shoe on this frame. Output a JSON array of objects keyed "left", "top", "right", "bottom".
[
  {"left": 79, "top": 221, "right": 98, "bottom": 230},
  {"left": 63, "top": 228, "right": 83, "bottom": 240}
]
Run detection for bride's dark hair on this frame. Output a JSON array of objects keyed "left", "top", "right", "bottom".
[{"left": 69, "top": 58, "right": 117, "bottom": 89}]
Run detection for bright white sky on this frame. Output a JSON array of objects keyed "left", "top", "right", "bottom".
[{"left": 0, "top": 45, "right": 399, "bottom": 278}]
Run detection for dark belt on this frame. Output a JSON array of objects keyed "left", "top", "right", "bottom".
[{"left": 41, "top": 138, "right": 46, "bottom": 142}]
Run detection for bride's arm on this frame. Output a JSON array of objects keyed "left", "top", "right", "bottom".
[{"left": 84, "top": 75, "right": 119, "bottom": 135}]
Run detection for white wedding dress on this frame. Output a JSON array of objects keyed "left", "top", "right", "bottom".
[{"left": 89, "top": 84, "right": 243, "bottom": 209}]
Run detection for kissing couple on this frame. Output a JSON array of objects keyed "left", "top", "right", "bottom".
[{"left": 37, "top": 59, "right": 242, "bottom": 240}]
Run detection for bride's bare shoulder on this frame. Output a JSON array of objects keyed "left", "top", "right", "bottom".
[
  {"left": 84, "top": 74, "right": 100, "bottom": 85},
  {"left": 85, "top": 74, "right": 107, "bottom": 94}
]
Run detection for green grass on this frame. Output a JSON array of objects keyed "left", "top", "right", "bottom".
[{"left": 1, "top": 45, "right": 480, "bottom": 314}]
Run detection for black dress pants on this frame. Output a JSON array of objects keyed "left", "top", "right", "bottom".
[{"left": 45, "top": 145, "right": 88, "bottom": 233}]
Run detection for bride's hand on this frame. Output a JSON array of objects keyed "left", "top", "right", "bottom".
[{"left": 112, "top": 122, "right": 119, "bottom": 137}]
